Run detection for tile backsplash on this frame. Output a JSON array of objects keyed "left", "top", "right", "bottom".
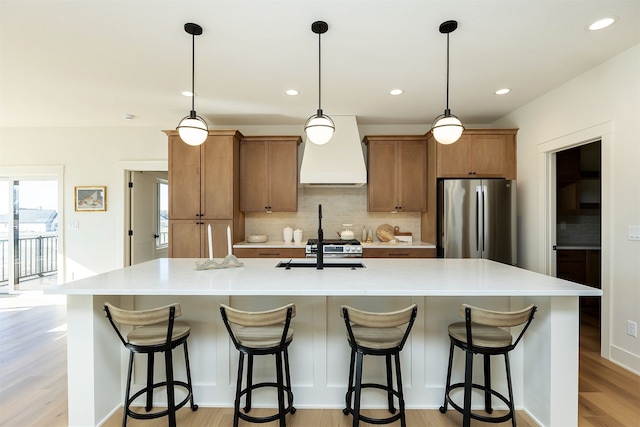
[
  {"left": 556, "top": 213, "right": 601, "bottom": 245},
  {"left": 244, "top": 186, "right": 422, "bottom": 243}
]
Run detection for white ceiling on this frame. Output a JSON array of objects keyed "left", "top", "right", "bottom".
[{"left": 1, "top": 1, "right": 639, "bottom": 130}]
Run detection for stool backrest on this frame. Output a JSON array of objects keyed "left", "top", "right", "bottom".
[
  {"left": 459, "top": 303, "right": 537, "bottom": 349},
  {"left": 220, "top": 303, "right": 295, "bottom": 350},
  {"left": 104, "top": 302, "right": 180, "bottom": 347},
  {"left": 341, "top": 304, "right": 418, "bottom": 351}
]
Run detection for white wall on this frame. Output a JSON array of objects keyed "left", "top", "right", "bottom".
[
  {"left": 493, "top": 44, "right": 640, "bottom": 374},
  {"left": 0, "top": 127, "right": 168, "bottom": 280}
]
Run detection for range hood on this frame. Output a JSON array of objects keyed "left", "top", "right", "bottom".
[{"left": 299, "top": 115, "right": 367, "bottom": 186}]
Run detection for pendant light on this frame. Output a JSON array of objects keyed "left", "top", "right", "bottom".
[
  {"left": 431, "top": 20, "right": 464, "bottom": 145},
  {"left": 304, "top": 21, "right": 334, "bottom": 145},
  {"left": 176, "top": 23, "right": 208, "bottom": 146}
]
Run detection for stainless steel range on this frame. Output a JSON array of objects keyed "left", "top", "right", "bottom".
[{"left": 305, "top": 239, "right": 363, "bottom": 258}]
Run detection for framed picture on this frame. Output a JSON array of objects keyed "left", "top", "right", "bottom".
[{"left": 75, "top": 186, "right": 107, "bottom": 212}]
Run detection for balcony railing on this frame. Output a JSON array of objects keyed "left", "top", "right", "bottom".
[{"left": 0, "top": 235, "right": 58, "bottom": 283}]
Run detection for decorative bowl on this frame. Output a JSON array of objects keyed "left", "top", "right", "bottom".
[{"left": 246, "top": 234, "right": 268, "bottom": 243}]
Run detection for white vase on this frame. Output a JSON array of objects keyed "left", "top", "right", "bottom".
[{"left": 283, "top": 226, "right": 293, "bottom": 243}]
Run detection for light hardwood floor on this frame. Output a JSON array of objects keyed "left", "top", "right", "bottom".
[{"left": 0, "top": 294, "right": 638, "bottom": 426}]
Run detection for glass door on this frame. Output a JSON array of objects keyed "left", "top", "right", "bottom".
[{"left": 0, "top": 178, "right": 59, "bottom": 292}]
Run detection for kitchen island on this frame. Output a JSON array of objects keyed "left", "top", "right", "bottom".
[{"left": 48, "top": 258, "right": 601, "bottom": 427}]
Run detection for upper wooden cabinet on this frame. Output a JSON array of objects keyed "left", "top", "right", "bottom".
[
  {"left": 165, "top": 130, "right": 245, "bottom": 258},
  {"left": 364, "top": 136, "right": 427, "bottom": 212},
  {"left": 435, "top": 129, "right": 517, "bottom": 179},
  {"left": 167, "top": 130, "right": 242, "bottom": 220},
  {"left": 240, "top": 136, "right": 301, "bottom": 212}
]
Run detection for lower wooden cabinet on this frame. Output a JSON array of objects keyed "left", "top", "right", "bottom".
[
  {"left": 169, "top": 219, "right": 235, "bottom": 259},
  {"left": 363, "top": 247, "right": 436, "bottom": 258},
  {"left": 233, "top": 248, "right": 305, "bottom": 258}
]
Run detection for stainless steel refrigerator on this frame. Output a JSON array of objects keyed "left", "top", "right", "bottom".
[{"left": 438, "top": 179, "right": 517, "bottom": 265}]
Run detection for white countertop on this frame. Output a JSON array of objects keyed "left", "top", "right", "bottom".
[
  {"left": 234, "top": 241, "right": 436, "bottom": 249},
  {"left": 47, "top": 258, "right": 601, "bottom": 297}
]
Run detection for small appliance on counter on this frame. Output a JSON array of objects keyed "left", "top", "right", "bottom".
[{"left": 305, "top": 239, "right": 363, "bottom": 258}]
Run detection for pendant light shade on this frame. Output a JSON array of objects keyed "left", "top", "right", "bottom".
[
  {"left": 305, "top": 21, "right": 334, "bottom": 145},
  {"left": 177, "top": 23, "right": 208, "bottom": 146},
  {"left": 431, "top": 20, "right": 464, "bottom": 145}
]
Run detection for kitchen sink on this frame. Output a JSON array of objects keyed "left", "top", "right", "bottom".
[{"left": 275, "top": 261, "right": 366, "bottom": 269}]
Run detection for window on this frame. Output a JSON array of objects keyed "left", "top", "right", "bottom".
[{"left": 157, "top": 180, "right": 168, "bottom": 248}]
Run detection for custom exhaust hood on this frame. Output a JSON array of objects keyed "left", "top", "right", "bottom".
[{"left": 299, "top": 116, "right": 367, "bottom": 186}]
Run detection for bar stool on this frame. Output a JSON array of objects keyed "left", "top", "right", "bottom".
[
  {"left": 440, "top": 303, "right": 537, "bottom": 427},
  {"left": 341, "top": 304, "right": 418, "bottom": 427},
  {"left": 220, "top": 303, "right": 296, "bottom": 427},
  {"left": 103, "top": 302, "right": 198, "bottom": 427}
]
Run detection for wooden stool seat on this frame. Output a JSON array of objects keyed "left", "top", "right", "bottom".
[
  {"left": 128, "top": 321, "right": 191, "bottom": 346},
  {"left": 349, "top": 325, "right": 405, "bottom": 349},
  {"left": 447, "top": 322, "right": 513, "bottom": 348},
  {"left": 235, "top": 325, "right": 294, "bottom": 348}
]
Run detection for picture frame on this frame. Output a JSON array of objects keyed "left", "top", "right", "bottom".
[{"left": 74, "top": 186, "right": 107, "bottom": 212}]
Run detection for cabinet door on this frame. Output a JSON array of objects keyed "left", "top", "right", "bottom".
[
  {"left": 203, "top": 219, "right": 234, "bottom": 258},
  {"left": 240, "top": 138, "right": 299, "bottom": 212},
  {"left": 268, "top": 141, "right": 298, "bottom": 212},
  {"left": 168, "top": 220, "right": 202, "bottom": 258},
  {"left": 470, "top": 134, "right": 508, "bottom": 177},
  {"left": 201, "top": 135, "right": 235, "bottom": 219},
  {"left": 168, "top": 137, "right": 201, "bottom": 219},
  {"left": 367, "top": 140, "right": 397, "bottom": 211},
  {"left": 397, "top": 140, "right": 427, "bottom": 212},
  {"left": 240, "top": 140, "right": 269, "bottom": 211},
  {"left": 436, "top": 135, "right": 471, "bottom": 177}
]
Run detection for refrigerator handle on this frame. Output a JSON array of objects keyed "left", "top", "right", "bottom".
[
  {"left": 481, "top": 185, "right": 487, "bottom": 254},
  {"left": 476, "top": 185, "right": 482, "bottom": 254}
]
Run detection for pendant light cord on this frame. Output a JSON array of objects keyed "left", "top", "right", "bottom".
[
  {"left": 190, "top": 32, "right": 196, "bottom": 112},
  {"left": 317, "top": 31, "right": 322, "bottom": 113},
  {"left": 445, "top": 32, "right": 450, "bottom": 112}
]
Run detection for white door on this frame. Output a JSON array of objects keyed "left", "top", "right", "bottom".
[{"left": 129, "top": 171, "right": 168, "bottom": 265}]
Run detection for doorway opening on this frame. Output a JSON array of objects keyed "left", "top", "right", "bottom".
[
  {"left": 125, "top": 170, "right": 168, "bottom": 266},
  {"left": 0, "top": 177, "right": 61, "bottom": 292},
  {"left": 555, "top": 140, "right": 602, "bottom": 344}
]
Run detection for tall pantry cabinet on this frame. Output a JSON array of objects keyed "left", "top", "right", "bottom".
[{"left": 164, "top": 130, "right": 245, "bottom": 258}]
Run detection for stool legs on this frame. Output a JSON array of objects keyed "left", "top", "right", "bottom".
[
  {"left": 463, "top": 350, "right": 474, "bottom": 427},
  {"left": 233, "top": 352, "right": 245, "bottom": 427},
  {"left": 505, "top": 353, "right": 516, "bottom": 427},
  {"left": 440, "top": 342, "right": 454, "bottom": 413},
  {"left": 385, "top": 354, "right": 396, "bottom": 414},
  {"left": 146, "top": 353, "right": 155, "bottom": 412},
  {"left": 352, "top": 351, "right": 364, "bottom": 427},
  {"left": 165, "top": 348, "right": 177, "bottom": 427},
  {"left": 183, "top": 341, "right": 198, "bottom": 411},
  {"left": 344, "top": 349, "right": 406, "bottom": 427},
  {"left": 123, "top": 352, "right": 134, "bottom": 427},
  {"left": 394, "top": 353, "right": 406, "bottom": 427},
  {"left": 245, "top": 354, "right": 254, "bottom": 412}
]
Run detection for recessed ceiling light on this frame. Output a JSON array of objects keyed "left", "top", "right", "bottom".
[
  {"left": 389, "top": 89, "right": 404, "bottom": 96},
  {"left": 495, "top": 88, "right": 511, "bottom": 95},
  {"left": 182, "top": 91, "right": 194, "bottom": 97},
  {"left": 123, "top": 114, "right": 135, "bottom": 120},
  {"left": 588, "top": 16, "right": 616, "bottom": 31},
  {"left": 286, "top": 89, "right": 299, "bottom": 96}
]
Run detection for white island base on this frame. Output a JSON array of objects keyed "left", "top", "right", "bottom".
[{"left": 52, "top": 258, "right": 601, "bottom": 427}]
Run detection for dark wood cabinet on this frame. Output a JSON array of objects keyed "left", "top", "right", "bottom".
[
  {"left": 557, "top": 249, "right": 601, "bottom": 288},
  {"left": 363, "top": 247, "right": 436, "bottom": 258}
]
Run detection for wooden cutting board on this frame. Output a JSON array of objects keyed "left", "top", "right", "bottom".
[{"left": 376, "top": 224, "right": 395, "bottom": 241}]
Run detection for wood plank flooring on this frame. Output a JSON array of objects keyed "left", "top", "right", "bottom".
[{"left": 0, "top": 294, "right": 638, "bottom": 427}]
